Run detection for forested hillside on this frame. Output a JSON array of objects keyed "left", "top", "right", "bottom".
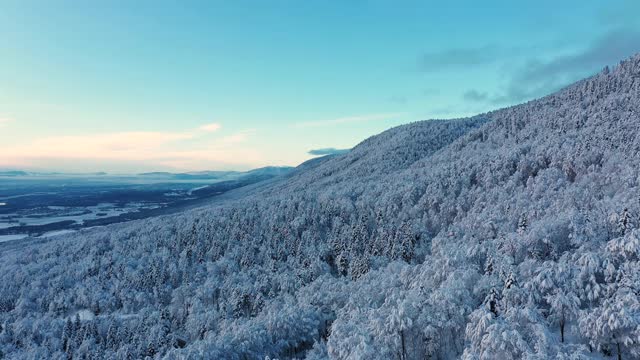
[{"left": 2, "top": 55, "right": 640, "bottom": 359}]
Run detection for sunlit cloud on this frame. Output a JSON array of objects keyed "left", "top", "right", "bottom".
[
  {"left": 293, "top": 113, "right": 407, "bottom": 128},
  {"left": 199, "top": 122, "right": 222, "bottom": 132}
]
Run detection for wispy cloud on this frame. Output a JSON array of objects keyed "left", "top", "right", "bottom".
[
  {"left": 199, "top": 122, "right": 222, "bottom": 132},
  {"left": 308, "top": 147, "right": 350, "bottom": 156},
  {"left": 462, "top": 90, "right": 489, "bottom": 102},
  {"left": 461, "top": 30, "right": 640, "bottom": 105},
  {"left": 294, "top": 113, "right": 406, "bottom": 128},
  {"left": 495, "top": 30, "right": 640, "bottom": 104},
  {"left": 419, "top": 45, "right": 505, "bottom": 72},
  {"left": 515, "top": 31, "right": 639, "bottom": 82}
]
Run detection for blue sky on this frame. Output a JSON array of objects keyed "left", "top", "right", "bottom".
[{"left": 1, "top": 0, "right": 639, "bottom": 172}]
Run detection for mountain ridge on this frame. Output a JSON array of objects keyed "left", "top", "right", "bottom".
[{"left": 1, "top": 54, "right": 640, "bottom": 359}]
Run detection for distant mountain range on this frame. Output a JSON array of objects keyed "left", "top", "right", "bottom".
[
  {"left": 137, "top": 166, "right": 293, "bottom": 180},
  {"left": 0, "top": 166, "right": 293, "bottom": 180}
]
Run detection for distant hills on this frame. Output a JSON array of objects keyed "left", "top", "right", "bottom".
[
  {"left": 0, "top": 166, "right": 293, "bottom": 180},
  {"left": 139, "top": 166, "right": 293, "bottom": 180},
  {"left": 0, "top": 170, "right": 111, "bottom": 177},
  {"left": 0, "top": 170, "right": 30, "bottom": 176}
]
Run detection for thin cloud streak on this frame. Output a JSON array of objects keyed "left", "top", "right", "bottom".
[
  {"left": 419, "top": 45, "right": 506, "bottom": 71},
  {"left": 462, "top": 90, "right": 489, "bottom": 102},
  {"left": 293, "top": 113, "right": 406, "bottom": 128},
  {"left": 199, "top": 122, "right": 222, "bottom": 132}
]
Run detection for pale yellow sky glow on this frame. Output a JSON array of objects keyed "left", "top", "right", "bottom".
[
  {"left": 0, "top": 123, "right": 269, "bottom": 172},
  {"left": 0, "top": 111, "right": 411, "bottom": 172}
]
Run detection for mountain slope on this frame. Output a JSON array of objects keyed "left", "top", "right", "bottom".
[{"left": 1, "top": 55, "right": 640, "bottom": 359}]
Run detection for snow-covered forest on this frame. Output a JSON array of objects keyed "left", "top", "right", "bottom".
[{"left": 2, "top": 54, "right": 640, "bottom": 359}]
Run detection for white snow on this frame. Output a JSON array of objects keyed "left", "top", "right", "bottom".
[
  {"left": 2, "top": 54, "right": 640, "bottom": 359},
  {"left": 40, "top": 229, "right": 77, "bottom": 238},
  {"left": 0, "top": 234, "right": 28, "bottom": 242}
]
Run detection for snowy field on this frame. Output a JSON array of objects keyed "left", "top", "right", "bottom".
[
  {"left": 0, "top": 168, "right": 291, "bottom": 238},
  {"left": 0, "top": 202, "right": 163, "bottom": 228},
  {"left": 0, "top": 234, "right": 28, "bottom": 242}
]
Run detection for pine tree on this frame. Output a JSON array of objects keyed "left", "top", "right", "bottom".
[
  {"left": 617, "top": 208, "right": 633, "bottom": 236},
  {"left": 485, "top": 288, "right": 499, "bottom": 316},
  {"left": 517, "top": 215, "right": 528, "bottom": 235},
  {"left": 336, "top": 252, "right": 349, "bottom": 277},
  {"left": 484, "top": 256, "right": 494, "bottom": 275},
  {"left": 62, "top": 318, "right": 74, "bottom": 354},
  {"left": 349, "top": 256, "right": 369, "bottom": 280},
  {"left": 93, "top": 301, "right": 101, "bottom": 316},
  {"left": 105, "top": 323, "right": 119, "bottom": 351},
  {"left": 504, "top": 272, "right": 517, "bottom": 289}
]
